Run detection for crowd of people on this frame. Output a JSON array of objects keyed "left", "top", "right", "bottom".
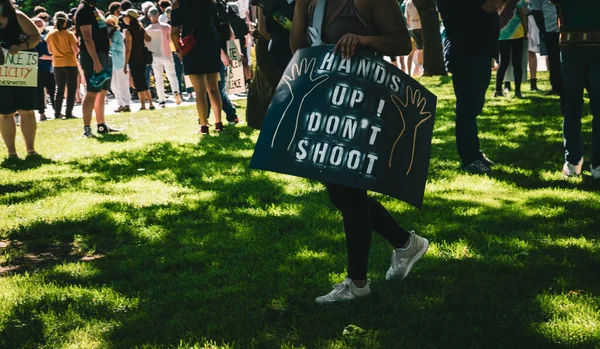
[{"left": 0, "top": 0, "right": 598, "bottom": 304}]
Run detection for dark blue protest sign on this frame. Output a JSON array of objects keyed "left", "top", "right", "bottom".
[{"left": 250, "top": 45, "right": 436, "bottom": 208}]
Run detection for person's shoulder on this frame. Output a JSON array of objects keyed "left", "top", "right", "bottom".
[{"left": 172, "top": 0, "right": 180, "bottom": 10}]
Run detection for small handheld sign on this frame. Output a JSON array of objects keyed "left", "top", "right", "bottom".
[
  {"left": 250, "top": 45, "right": 437, "bottom": 208},
  {"left": 226, "top": 39, "right": 246, "bottom": 95},
  {"left": 0, "top": 49, "right": 38, "bottom": 87}
]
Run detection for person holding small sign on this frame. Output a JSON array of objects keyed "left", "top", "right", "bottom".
[
  {"left": 0, "top": 0, "right": 41, "bottom": 158},
  {"left": 291, "top": 0, "right": 429, "bottom": 305}
]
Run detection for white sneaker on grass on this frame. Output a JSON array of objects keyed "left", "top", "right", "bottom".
[
  {"left": 386, "top": 231, "right": 429, "bottom": 281},
  {"left": 563, "top": 158, "right": 583, "bottom": 177},
  {"left": 315, "top": 278, "right": 371, "bottom": 305},
  {"left": 591, "top": 165, "right": 600, "bottom": 180}
]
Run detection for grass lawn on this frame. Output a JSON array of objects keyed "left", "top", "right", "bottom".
[{"left": 1, "top": 73, "right": 599, "bottom": 349}]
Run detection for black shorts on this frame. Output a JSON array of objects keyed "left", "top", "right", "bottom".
[
  {"left": 80, "top": 51, "right": 112, "bottom": 93},
  {"left": 0, "top": 86, "right": 37, "bottom": 114},
  {"left": 410, "top": 29, "right": 424, "bottom": 50},
  {"left": 129, "top": 61, "right": 148, "bottom": 92}
]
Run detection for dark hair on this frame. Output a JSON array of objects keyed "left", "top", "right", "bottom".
[
  {"left": 127, "top": 14, "right": 141, "bottom": 32},
  {"left": 54, "top": 12, "right": 69, "bottom": 30},
  {"left": 33, "top": 5, "right": 47, "bottom": 15},
  {"left": 120, "top": 0, "right": 132, "bottom": 11},
  {"left": 108, "top": 2, "right": 121, "bottom": 15},
  {"left": 0, "top": 0, "right": 16, "bottom": 16},
  {"left": 35, "top": 12, "right": 50, "bottom": 21},
  {"left": 158, "top": 0, "right": 171, "bottom": 11}
]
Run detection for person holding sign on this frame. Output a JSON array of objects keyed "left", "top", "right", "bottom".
[
  {"left": 290, "top": 0, "right": 428, "bottom": 305},
  {"left": 76, "top": 0, "right": 121, "bottom": 138},
  {"left": 0, "top": 0, "right": 41, "bottom": 158}
]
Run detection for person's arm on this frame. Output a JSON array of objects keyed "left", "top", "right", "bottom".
[
  {"left": 518, "top": 5, "right": 528, "bottom": 35},
  {"left": 124, "top": 30, "right": 132, "bottom": 73},
  {"left": 69, "top": 32, "right": 80, "bottom": 56},
  {"left": 46, "top": 36, "right": 54, "bottom": 55},
  {"left": 143, "top": 29, "right": 152, "bottom": 42},
  {"left": 80, "top": 24, "right": 103, "bottom": 73},
  {"left": 8, "top": 12, "right": 41, "bottom": 54},
  {"left": 170, "top": 0, "right": 182, "bottom": 58},
  {"left": 481, "top": 0, "right": 501, "bottom": 13},
  {"left": 335, "top": 0, "right": 411, "bottom": 58},
  {"left": 290, "top": 0, "right": 311, "bottom": 53}
]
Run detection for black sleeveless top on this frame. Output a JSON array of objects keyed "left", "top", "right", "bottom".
[
  {"left": 0, "top": 12, "right": 29, "bottom": 50},
  {"left": 129, "top": 27, "right": 146, "bottom": 62}
]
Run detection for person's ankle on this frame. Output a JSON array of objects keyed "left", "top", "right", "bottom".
[{"left": 353, "top": 279, "right": 367, "bottom": 288}]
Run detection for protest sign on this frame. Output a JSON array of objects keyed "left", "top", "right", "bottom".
[
  {"left": 226, "top": 39, "right": 246, "bottom": 95},
  {"left": 250, "top": 45, "right": 437, "bottom": 208},
  {"left": 0, "top": 49, "right": 38, "bottom": 87}
]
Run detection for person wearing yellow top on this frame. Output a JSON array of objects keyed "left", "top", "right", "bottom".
[{"left": 46, "top": 12, "right": 80, "bottom": 119}]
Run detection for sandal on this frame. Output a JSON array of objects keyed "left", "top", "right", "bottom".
[
  {"left": 26, "top": 151, "right": 40, "bottom": 157},
  {"left": 7, "top": 153, "right": 18, "bottom": 159}
]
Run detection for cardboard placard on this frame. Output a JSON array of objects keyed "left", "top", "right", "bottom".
[
  {"left": 0, "top": 49, "right": 38, "bottom": 87},
  {"left": 226, "top": 39, "right": 246, "bottom": 95},
  {"left": 250, "top": 45, "right": 437, "bottom": 208}
]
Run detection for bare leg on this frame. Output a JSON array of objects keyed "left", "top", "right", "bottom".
[
  {"left": 145, "top": 90, "right": 154, "bottom": 108},
  {"left": 189, "top": 74, "right": 209, "bottom": 126},
  {"left": 206, "top": 72, "right": 222, "bottom": 124},
  {"left": 18, "top": 110, "right": 37, "bottom": 153},
  {"left": 407, "top": 51, "right": 414, "bottom": 77},
  {"left": 528, "top": 51, "right": 537, "bottom": 80},
  {"left": 95, "top": 90, "right": 107, "bottom": 124},
  {"left": 82, "top": 91, "right": 99, "bottom": 127},
  {"left": 138, "top": 91, "right": 147, "bottom": 109},
  {"left": 0, "top": 113, "right": 17, "bottom": 155}
]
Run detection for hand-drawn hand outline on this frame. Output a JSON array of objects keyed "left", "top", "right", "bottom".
[
  {"left": 270, "top": 57, "right": 330, "bottom": 150},
  {"left": 389, "top": 86, "right": 433, "bottom": 175}
]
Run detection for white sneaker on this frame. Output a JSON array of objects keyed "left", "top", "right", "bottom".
[
  {"left": 386, "top": 231, "right": 429, "bottom": 281},
  {"left": 315, "top": 278, "right": 371, "bottom": 305},
  {"left": 591, "top": 164, "right": 600, "bottom": 180},
  {"left": 563, "top": 158, "right": 583, "bottom": 177}
]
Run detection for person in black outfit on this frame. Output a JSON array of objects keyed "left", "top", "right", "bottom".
[
  {"left": 33, "top": 17, "right": 55, "bottom": 122},
  {"left": 118, "top": 0, "right": 132, "bottom": 32},
  {"left": 0, "top": 0, "right": 41, "bottom": 158},
  {"left": 263, "top": 0, "right": 294, "bottom": 74},
  {"left": 123, "top": 9, "right": 155, "bottom": 111},
  {"left": 76, "top": 0, "right": 120, "bottom": 137},
  {"left": 171, "top": 0, "right": 224, "bottom": 135}
]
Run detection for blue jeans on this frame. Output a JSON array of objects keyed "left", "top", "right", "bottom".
[
  {"left": 562, "top": 46, "right": 600, "bottom": 167},
  {"left": 208, "top": 62, "right": 238, "bottom": 122},
  {"left": 451, "top": 56, "right": 492, "bottom": 165},
  {"left": 172, "top": 52, "right": 192, "bottom": 93}
]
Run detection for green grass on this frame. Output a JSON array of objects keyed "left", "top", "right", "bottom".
[{"left": 1, "top": 73, "right": 599, "bottom": 349}]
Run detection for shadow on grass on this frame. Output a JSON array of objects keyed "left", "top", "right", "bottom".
[
  {"left": 96, "top": 133, "right": 131, "bottom": 143},
  {"left": 0, "top": 155, "right": 55, "bottom": 171}
]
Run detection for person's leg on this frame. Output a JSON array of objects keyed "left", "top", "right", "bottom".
[
  {"left": 588, "top": 48, "right": 600, "bottom": 168},
  {"left": 511, "top": 38, "right": 524, "bottom": 95},
  {"left": 325, "top": 183, "right": 372, "bottom": 284},
  {"left": 561, "top": 46, "right": 586, "bottom": 167},
  {"left": 47, "top": 72, "right": 56, "bottom": 112},
  {"left": 66, "top": 67, "right": 78, "bottom": 117},
  {"left": 368, "top": 197, "right": 411, "bottom": 247},
  {"left": 110, "top": 69, "right": 124, "bottom": 108},
  {"left": 407, "top": 50, "right": 414, "bottom": 77},
  {"left": 145, "top": 90, "right": 154, "bottom": 108},
  {"left": 18, "top": 110, "right": 37, "bottom": 153},
  {"left": 94, "top": 90, "right": 108, "bottom": 125},
  {"left": 83, "top": 91, "right": 98, "bottom": 127},
  {"left": 152, "top": 58, "right": 166, "bottom": 103},
  {"left": 218, "top": 62, "right": 238, "bottom": 122},
  {"left": 189, "top": 74, "right": 210, "bottom": 126},
  {"left": 36, "top": 71, "right": 48, "bottom": 117},
  {"left": 0, "top": 113, "right": 17, "bottom": 155},
  {"left": 54, "top": 67, "right": 67, "bottom": 118},
  {"left": 164, "top": 55, "right": 180, "bottom": 94},
  {"left": 206, "top": 72, "right": 223, "bottom": 127},
  {"left": 173, "top": 52, "right": 186, "bottom": 93},
  {"left": 529, "top": 51, "right": 538, "bottom": 90},
  {"left": 453, "top": 56, "right": 492, "bottom": 167},
  {"left": 496, "top": 40, "right": 511, "bottom": 93}
]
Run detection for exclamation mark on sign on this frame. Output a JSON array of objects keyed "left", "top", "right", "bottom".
[{"left": 376, "top": 99, "right": 385, "bottom": 117}]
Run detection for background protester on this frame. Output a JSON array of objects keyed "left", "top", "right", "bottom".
[
  {"left": 245, "top": 3, "right": 280, "bottom": 129},
  {"left": 158, "top": 0, "right": 171, "bottom": 23},
  {"left": 124, "top": 9, "right": 155, "bottom": 111},
  {"left": 437, "top": 0, "right": 500, "bottom": 174},
  {"left": 119, "top": 0, "right": 132, "bottom": 31},
  {"left": 530, "top": 0, "right": 561, "bottom": 95},
  {"left": 108, "top": 1, "right": 121, "bottom": 17},
  {"left": 46, "top": 11, "right": 80, "bottom": 120},
  {"left": 263, "top": 0, "right": 294, "bottom": 75},
  {"left": 171, "top": 0, "right": 224, "bottom": 135},
  {"left": 527, "top": 5, "right": 540, "bottom": 92},
  {"left": 212, "top": 0, "right": 241, "bottom": 124},
  {"left": 106, "top": 15, "right": 131, "bottom": 113},
  {"left": 550, "top": 0, "right": 600, "bottom": 179},
  {"left": 140, "top": 1, "right": 154, "bottom": 27},
  {"left": 291, "top": 0, "right": 425, "bottom": 305},
  {"left": 76, "top": 0, "right": 120, "bottom": 137},
  {"left": 0, "top": 0, "right": 41, "bottom": 158},
  {"left": 146, "top": 7, "right": 182, "bottom": 108},
  {"left": 494, "top": 0, "right": 528, "bottom": 99},
  {"left": 33, "top": 17, "right": 55, "bottom": 122},
  {"left": 404, "top": 0, "right": 423, "bottom": 77}
]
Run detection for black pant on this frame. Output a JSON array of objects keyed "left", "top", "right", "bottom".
[
  {"left": 37, "top": 70, "right": 56, "bottom": 114},
  {"left": 326, "top": 183, "right": 410, "bottom": 280},
  {"left": 54, "top": 66, "right": 78, "bottom": 118},
  {"left": 545, "top": 32, "right": 563, "bottom": 93},
  {"left": 496, "top": 38, "right": 524, "bottom": 93}
]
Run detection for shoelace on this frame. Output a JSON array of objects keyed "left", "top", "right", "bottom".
[{"left": 331, "top": 282, "right": 350, "bottom": 294}]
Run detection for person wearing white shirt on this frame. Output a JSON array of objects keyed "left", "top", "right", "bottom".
[
  {"left": 404, "top": 0, "right": 423, "bottom": 76},
  {"left": 146, "top": 7, "right": 182, "bottom": 107}
]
